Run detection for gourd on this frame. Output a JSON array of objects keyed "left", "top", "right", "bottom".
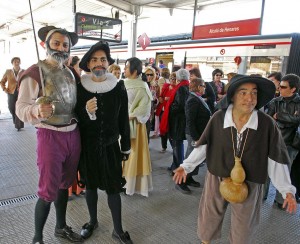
[{"left": 219, "top": 157, "right": 248, "bottom": 203}]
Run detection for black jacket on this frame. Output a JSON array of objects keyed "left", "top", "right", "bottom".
[
  {"left": 169, "top": 85, "right": 189, "bottom": 140},
  {"left": 202, "top": 82, "right": 216, "bottom": 113},
  {"left": 209, "top": 80, "right": 226, "bottom": 98},
  {"left": 267, "top": 93, "right": 300, "bottom": 145},
  {"left": 185, "top": 93, "right": 211, "bottom": 141},
  {"left": 76, "top": 81, "right": 130, "bottom": 152}
]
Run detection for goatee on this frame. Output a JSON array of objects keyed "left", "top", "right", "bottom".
[
  {"left": 47, "top": 47, "right": 70, "bottom": 67},
  {"left": 92, "top": 67, "right": 107, "bottom": 77}
]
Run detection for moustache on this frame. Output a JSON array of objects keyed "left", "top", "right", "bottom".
[
  {"left": 47, "top": 47, "right": 69, "bottom": 60},
  {"left": 92, "top": 66, "right": 107, "bottom": 77},
  {"left": 92, "top": 66, "right": 106, "bottom": 71},
  {"left": 52, "top": 51, "right": 69, "bottom": 59}
]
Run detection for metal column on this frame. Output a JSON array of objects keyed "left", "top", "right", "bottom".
[{"left": 128, "top": 5, "right": 140, "bottom": 58}]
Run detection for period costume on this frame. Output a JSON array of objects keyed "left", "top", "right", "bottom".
[
  {"left": 179, "top": 75, "right": 296, "bottom": 243},
  {"left": 123, "top": 77, "right": 153, "bottom": 197},
  {"left": 17, "top": 60, "right": 80, "bottom": 201},
  {"left": 76, "top": 73, "right": 130, "bottom": 192},
  {"left": 16, "top": 26, "right": 83, "bottom": 244},
  {"left": 77, "top": 42, "right": 133, "bottom": 243}
]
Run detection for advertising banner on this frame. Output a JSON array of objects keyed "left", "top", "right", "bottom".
[{"left": 192, "top": 18, "right": 261, "bottom": 40}]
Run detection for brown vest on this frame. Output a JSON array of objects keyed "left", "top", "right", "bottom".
[{"left": 198, "top": 110, "right": 290, "bottom": 184}]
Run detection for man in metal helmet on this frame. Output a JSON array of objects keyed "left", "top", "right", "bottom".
[{"left": 16, "top": 26, "right": 82, "bottom": 244}]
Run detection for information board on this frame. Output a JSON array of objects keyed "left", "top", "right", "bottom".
[{"left": 75, "top": 13, "right": 122, "bottom": 42}]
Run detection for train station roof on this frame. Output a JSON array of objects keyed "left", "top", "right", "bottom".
[{"left": 0, "top": 0, "right": 234, "bottom": 42}]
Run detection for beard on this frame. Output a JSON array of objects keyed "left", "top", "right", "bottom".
[
  {"left": 92, "top": 66, "right": 107, "bottom": 77},
  {"left": 47, "top": 47, "right": 70, "bottom": 67}
]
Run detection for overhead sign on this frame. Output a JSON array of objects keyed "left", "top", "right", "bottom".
[
  {"left": 192, "top": 18, "right": 261, "bottom": 40},
  {"left": 138, "top": 33, "right": 151, "bottom": 50},
  {"left": 75, "top": 13, "right": 122, "bottom": 42},
  {"left": 254, "top": 44, "right": 276, "bottom": 49},
  {"left": 250, "top": 57, "right": 271, "bottom": 64}
]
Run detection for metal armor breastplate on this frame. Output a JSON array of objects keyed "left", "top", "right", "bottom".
[{"left": 40, "top": 61, "right": 77, "bottom": 126}]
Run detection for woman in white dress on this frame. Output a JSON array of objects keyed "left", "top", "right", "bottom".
[{"left": 123, "top": 57, "right": 153, "bottom": 197}]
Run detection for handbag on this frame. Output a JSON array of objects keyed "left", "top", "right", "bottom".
[{"left": 292, "top": 127, "right": 300, "bottom": 150}]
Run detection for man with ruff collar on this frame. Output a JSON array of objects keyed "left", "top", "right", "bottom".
[
  {"left": 16, "top": 26, "right": 82, "bottom": 243},
  {"left": 76, "top": 42, "right": 132, "bottom": 243},
  {"left": 173, "top": 75, "right": 297, "bottom": 244}
]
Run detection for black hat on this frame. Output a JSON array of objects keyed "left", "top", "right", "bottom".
[
  {"left": 38, "top": 26, "right": 78, "bottom": 46},
  {"left": 218, "top": 74, "right": 275, "bottom": 109},
  {"left": 79, "top": 42, "right": 115, "bottom": 72}
]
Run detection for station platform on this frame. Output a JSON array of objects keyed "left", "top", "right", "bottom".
[{"left": 0, "top": 113, "right": 300, "bottom": 244}]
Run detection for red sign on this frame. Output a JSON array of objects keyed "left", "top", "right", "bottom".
[
  {"left": 192, "top": 18, "right": 260, "bottom": 40},
  {"left": 138, "top": 33, "right": 151, "bottom": 50},
  {"left": 234, "top": 56, "right": 242, "bottom": 66}
]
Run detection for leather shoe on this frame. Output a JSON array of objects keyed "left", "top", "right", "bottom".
[
  {"left": 81, "top": 222, "right": 98, "bottom": 239},
  {"left": 273, "top": 200, "right": 286, "bottom": 210},
  {"left": 186, "top": 177, "right": 201, "bottom": 187},
  {"left": 175, "top": 184, "right": 191, "bottom": 194},
  {"left": 112, "top": 229, "right": 133, "bottom": 244},
  {"left": 55, "top": 225, "right": 83, "bottom": 243}
]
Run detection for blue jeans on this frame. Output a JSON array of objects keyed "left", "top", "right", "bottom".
[
  {"left": 172, "top": 140, "right": 184, "bottom": 169},
  {"left": 185, "top": 134, "right": 203, "bottom": 177}
]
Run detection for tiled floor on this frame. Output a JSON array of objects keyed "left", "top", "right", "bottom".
[{"left": 0, "top": 115, "right": 299, "bottom": 244}]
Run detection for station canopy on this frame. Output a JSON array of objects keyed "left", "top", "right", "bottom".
[{"left": 0, "top": 0, "right": 236, "bottom": 44}]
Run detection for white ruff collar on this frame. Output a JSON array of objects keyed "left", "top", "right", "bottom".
[{"left": 81, "top": 73, "right": 118, "bottom": 93}]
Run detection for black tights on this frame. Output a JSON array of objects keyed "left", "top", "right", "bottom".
[
  {"left": 32, "top": 198, "right": 51, "bottom": 243},
  {"left": 32, "top": 189, "right": 68, "bottom": 242},
  {"left": 54, "top": 189, "right": 68, "bottom": 229},
  {"left": 85, "top": 189, "right": 123, "bottom": 234}
]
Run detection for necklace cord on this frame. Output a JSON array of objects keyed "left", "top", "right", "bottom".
[{"left": 230, "top": 127, "right": 250, "bottom": 159}]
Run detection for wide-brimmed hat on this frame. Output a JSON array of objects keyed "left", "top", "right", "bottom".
[
  {"left": 38, "top": 26, "right": 78, "bottom": 46},
  {"left": 79, "top": 42, "right": 115, "bottom": 72},
  {"left": 217, "top": 74, "right": 275, "bottom": 109}
]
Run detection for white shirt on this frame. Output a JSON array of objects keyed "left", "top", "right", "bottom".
[{"left": 181, "top": 104, "right": 296, "bottom": 199}]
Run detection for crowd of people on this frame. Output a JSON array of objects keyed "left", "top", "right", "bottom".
[{"left": 0, "top": 25, "right": 297, "bottom": 244}]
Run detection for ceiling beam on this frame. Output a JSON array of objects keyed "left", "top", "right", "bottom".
[{"left": 97, "top": 0, "right": 134, "bottom": 14}]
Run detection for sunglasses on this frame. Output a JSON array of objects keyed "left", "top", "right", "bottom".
[
  {"left": 279, "top": 85, "right": 288, "bottom": 89},
  {"left": 146, "top": 73, "right": 154, "bottom": 77}
]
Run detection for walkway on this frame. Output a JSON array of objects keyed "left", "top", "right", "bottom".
[{"left": 0, "top": 115, "right": 299, "bottom": 244}]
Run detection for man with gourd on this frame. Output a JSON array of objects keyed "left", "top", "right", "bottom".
[{"left": 173, "top": 74, "right": 297, "bottom": 244}]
